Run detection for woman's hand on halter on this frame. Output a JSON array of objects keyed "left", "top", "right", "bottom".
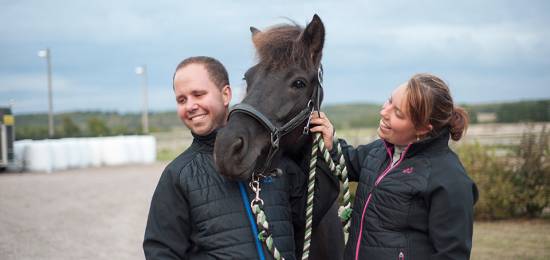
[{"left": 310, "top": 111, "right": 335, "bottom": 151}]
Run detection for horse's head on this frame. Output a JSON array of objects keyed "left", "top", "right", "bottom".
[{"left": 214, "top": 14, "right": 325, "bottom": 181}]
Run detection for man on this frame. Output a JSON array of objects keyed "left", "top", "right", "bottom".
[
  {"left": 143, "top": 56, "right": 343, "bottom": 260},
  {"left": 144, "top": 56, "right": 297, "bottom": 259}
]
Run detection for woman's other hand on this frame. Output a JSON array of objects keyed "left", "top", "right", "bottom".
[{"left": 310, "top": 111, "right": 335, "bottom": 151}]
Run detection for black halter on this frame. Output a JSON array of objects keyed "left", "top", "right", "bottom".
[{"left": 228, "top": 65, "right": 324, "bottom": 177}]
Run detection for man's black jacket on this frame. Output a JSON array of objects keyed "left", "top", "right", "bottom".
[{"left": 143, "top": 131, "right": 344, "bottom": 260}]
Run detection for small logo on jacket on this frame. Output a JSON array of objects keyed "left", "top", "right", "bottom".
[
  {"left": 402, "top": 167, "right": 414, "bottom": 174},
  {"left": 261, "top": 176, "right": 273, "bottom": 184}
]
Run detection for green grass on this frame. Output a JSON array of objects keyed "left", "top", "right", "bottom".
[
  {"left": 473, "top": 219, "right": 550, "bottom": 259},
  {"left": 157, "top": 148, "right": 181, "bottom": 162}
]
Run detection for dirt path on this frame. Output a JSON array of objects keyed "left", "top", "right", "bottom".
[{"left": 0, "top": 163, "right": 166, "bottom": 260}]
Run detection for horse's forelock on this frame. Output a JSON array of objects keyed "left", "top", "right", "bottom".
[{"left": 252, "top": 24, "right": 314, "bottom": 71}]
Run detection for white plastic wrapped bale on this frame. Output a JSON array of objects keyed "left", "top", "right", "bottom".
[
  {"left": 123, "top": 136, "right": 141, "bottom": 164},
  {"left": 88, "top": 138, "right": 103, "bottom": 167},
  {"left": 141, "top": 135, "right": 156, "bottom": 164},
  {"left": 13, "top": 139, "right": 33, "bottom": 171},
  {"left": 117, "top": 135, "right": 157, "bottom": 164},
  {"left": 50, "top": 139, "right": 69, "bottom": 171},
  {"left": 64, "top": 138, "right": 83, "bottom": 168},
  {"left": 76, "top": 138, "right": 92, "bottom": 168},
  {"left": 24, "top": 140, "right": 54, "bottom": 173},
  {"left": 101, "top": 136, "right": 129, "bottom": 166},
  {"left": 13, "top": 135, "right": 157, "bottom": 172}
]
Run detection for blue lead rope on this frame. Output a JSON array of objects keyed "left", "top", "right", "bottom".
[{"left": 238, "top": 181, "right": 266, "bottom": 260}]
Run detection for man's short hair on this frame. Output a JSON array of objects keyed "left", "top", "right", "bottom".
[{"left": 173, "top": 56, "right": 229, "bottom": 89}]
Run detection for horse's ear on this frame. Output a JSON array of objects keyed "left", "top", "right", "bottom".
[
  {"left": 299, "top": 14, "right": 325, "bottom": 66},
  {"left": 250, "top": 27, "right": 261, "bottom": 37}
]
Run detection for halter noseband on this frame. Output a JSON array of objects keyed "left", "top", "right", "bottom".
[{"left": 228, "top": 65, "right": 324, "bottom": 177}]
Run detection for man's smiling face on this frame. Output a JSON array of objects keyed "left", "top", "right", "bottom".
[{"left": 174, "top": 63, "right": 231, "bottom": 136}]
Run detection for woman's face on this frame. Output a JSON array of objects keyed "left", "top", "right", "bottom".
[{"left": 377, "top": 83, "right": 419, "bottom": 146}]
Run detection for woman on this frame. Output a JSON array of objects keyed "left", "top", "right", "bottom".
[{"left": 311, "top": 73, "right": 478, "bottom": 260}]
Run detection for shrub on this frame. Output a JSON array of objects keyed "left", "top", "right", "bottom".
[
  {"left": 61, "top": 116, "right": 81, "bottom": 137},
  {"left": 87, "top": 117, "right": 110, "bottom": 136},
  {"left": 509, "top": 126, "right": 549, "bottom": 217},
  {"left": 456, "top": 126, "right": 550, "bottom": 220},
  {"left": 457, "top": 142, "right": 516, "bottom": 220}
]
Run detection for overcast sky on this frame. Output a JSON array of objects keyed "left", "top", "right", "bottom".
[{"left": 1, "top": 0, "right": 549, "bottom": 114}]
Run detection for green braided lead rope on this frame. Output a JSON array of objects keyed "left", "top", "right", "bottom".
[
  {"left": 319, "top": 134, "right": 351, "bottom": 225},
  {"left": 315, "top": 133, "right": 352, "bottom": 233},
  {"left": 300, "top": 133, "right": 319, "bottom": 260},
  {"left": 301, "top": 133, "right": 352, "bottom": 260},
  {"left": 335, "top": 139, "right": 352, "bottom": 237},
  {"left": 248, "top": 132, "right": 351, "bottom": 260},
  {"left": 320, "top": 136, "right": 352, "bottom": 237},
  {"left": 252, "top": 204, "right": 285, "bottom": 260}
]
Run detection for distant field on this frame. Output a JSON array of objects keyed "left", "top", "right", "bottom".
[
  {"left": 153, "top": 128, "right": 193, "bottom": 161},
  {"left": 154, "top": 122, "right": 550, "bottom": 161},
  {"left": 336, "top": 122, "right": 550, "bottom": 147},
  {"left": 13, "top": 99, "right": 549, "bottom": 140}
]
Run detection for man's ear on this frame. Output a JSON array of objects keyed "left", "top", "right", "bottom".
[{"left": 221, "top": 85, "right": 232, "bottom": 107}]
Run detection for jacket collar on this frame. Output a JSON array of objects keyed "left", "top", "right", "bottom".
[
  {"left": 191, "top": 129, "right": 218, "bottom": 150},
  {"left": 383, "top": 127, "right": 451, "bottom": 158}
]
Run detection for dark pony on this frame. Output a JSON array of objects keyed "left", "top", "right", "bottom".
[
  {"left": 214, "top": 15, "right": 324, "bottom": 180},
  {"left": 214, "top": 15, "right": 344, "bottom": 260}
]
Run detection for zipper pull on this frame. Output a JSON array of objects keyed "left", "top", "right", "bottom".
[{"left": 398, "top": 251, "right": 405, "bottom": 260}]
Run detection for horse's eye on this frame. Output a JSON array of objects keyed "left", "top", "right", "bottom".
[{"left": 292, "top": 80, "right": 306, "bottom": 89}]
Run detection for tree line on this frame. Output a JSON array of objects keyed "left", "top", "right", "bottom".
[{"left": 13, "top": 99, "right": 550, "bottom": 140}]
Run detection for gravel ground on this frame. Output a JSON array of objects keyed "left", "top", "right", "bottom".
[{"left": 0, "top": 163, "right": 166, "bottom": 260}]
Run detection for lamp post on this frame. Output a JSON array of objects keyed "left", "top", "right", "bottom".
[
  {"left": 135, "top": 65, "right": 149, "bottom": 134},
  {"left": 38, "top": 48, "right": 54, "bottom": 138}
]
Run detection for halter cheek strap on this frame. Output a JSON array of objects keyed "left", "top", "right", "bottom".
[{"left": 229, "top": 101, "right": 313, "bottom": 177}]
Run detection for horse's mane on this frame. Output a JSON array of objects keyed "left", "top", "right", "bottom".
[{"left": 252, "top": 23, "right": 315, "bottom": 71}]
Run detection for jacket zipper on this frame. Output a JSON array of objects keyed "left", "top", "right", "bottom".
[{"left": 354, "top": 142, "right": 411, "bottom": 260}]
